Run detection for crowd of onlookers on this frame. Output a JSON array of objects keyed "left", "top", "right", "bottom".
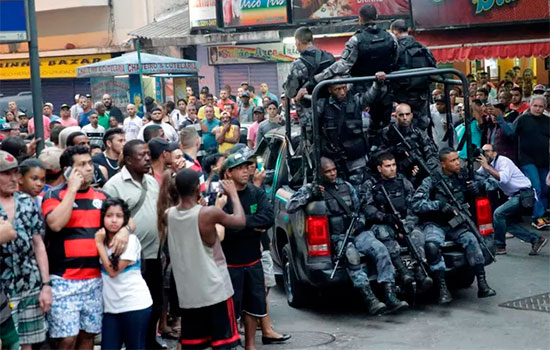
[{"left": 0, "top": 81, "right": 292, "bottom": 350}]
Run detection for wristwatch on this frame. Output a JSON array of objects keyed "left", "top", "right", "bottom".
[
  {"left": 125, "top": 225, "right": 134, "bottom": 234},
  {"left": 42, "top": 281, "right": 52, "bottom": 287}
]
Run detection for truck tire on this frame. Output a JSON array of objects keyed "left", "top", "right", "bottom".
[
  {"left": 282, "top": 244, "right": 310, "bottom": 308},
  {"left": 449, "top": 268, "right": 476, "bottom": 289}
]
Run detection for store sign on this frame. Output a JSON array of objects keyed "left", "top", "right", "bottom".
[
  {"left": 292, "top": 0, "right": 409, "bottom": 22},
  {"left": 208, "top": 43, "right": 299, "bottom": 64},
  {"left": 0, "top": 0, "right": 28, "bottom": 43},
  {"left": 222, "top": 0, "right": 288, "bottom": 27},
  {"left": 78, "top": 61, "right": 199, "bottom": 78},
  {"left": 411, "top": 0, "right": 550, "bottom": 29},
  {"left": 0, "top": 54, "right": 112, "bottom": 80},
  {"left": 189, "top": 0, "right": 217, "bottom": 28}
]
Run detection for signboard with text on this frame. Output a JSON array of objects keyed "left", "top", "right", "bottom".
[
  {"left": 0, "top": 0, "right": 28, "bottom": 43},
  {"left": 292, "top": 0, "right": 409, "bottom": 22},
  {"left": 411, "top": 0, "right": 550, "bottom": 30},
  {"left": 222, "top": 0, "right": 288, "bottom": 27},
  {"left": 0, "top": 54, "right": 112, "bottom": 80},
  {"left": 208, "top": 43, "right": 299, "bottom": 65},
  {"left": 189, "top": 0, "right": 217, "bottom": 28}
]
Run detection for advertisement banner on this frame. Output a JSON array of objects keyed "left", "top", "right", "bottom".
[
  {"left": 90, "top": 76, "right": 130, "bottom": 110},
  {"left": 189, "top": 0, "right": 217, "bottom": 28},
  {"left": 222, "top": 0, "right": 288, "bottom": 27},
  {"left": 208, "top": 43, "right": 299, "bottom": 65},
  {"left": 292, "top": 0, "right": 409, "bottom": 22},
  {"left": 411, "top": 0, "right": 550, "bottom": 29},
  {"left": 0, "top": 54, "right": 112, "bottom": 80},
  {"left": 77, "top": 61, "right": 199, "bottom": 78}
]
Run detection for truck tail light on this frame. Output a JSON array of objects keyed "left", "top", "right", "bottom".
[
  {"left": 306, "top": 216, "right": 331, "bottom": 257},
  {"left": 476, "top": 197, "right": 493, "bottom": 236}
]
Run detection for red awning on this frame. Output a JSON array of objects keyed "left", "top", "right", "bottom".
[
  {"left": 414, "top": 23, "right": 550, "bottom": 62},
  {"left": 314, "top": 23, "right": 550, "bottom": 63}
]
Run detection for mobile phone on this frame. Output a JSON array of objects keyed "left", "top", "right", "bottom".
[
  {"left": 64, "top": 166, "right": 72, "bottom": 179},
  {"left": 211, "top": 182, "right": 223, "bottom": 194},
  {"left": 455, "top": 97, "right": 464, "bottom": 104},
  {"left": 256, "top": 156, "right": 264, "bottom": 172}
]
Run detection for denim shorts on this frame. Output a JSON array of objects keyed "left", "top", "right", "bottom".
[{"left": 47, "top": 277, "right": 103, "bottom": 338}]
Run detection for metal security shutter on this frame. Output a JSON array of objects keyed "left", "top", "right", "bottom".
[
  {"left": 0, "top": 80, "right": 31, "bottom": 97},
  {"left": 216, "top": 64, "right": 279, "bottom": 97}
]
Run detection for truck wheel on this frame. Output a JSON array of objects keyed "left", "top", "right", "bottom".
[
  {"left": 282, "top": 244, "right": 310, "bottom": 308},
  {"left": 449, "top": 268, "right": 476, "bottom": 289}
]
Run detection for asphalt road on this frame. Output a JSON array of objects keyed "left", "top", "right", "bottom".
[{"left": 253, "top": 230, "right": 550, "bottom": 350}]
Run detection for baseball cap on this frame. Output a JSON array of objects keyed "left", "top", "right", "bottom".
[
  {"left": 0, "top": 151, "right": 18, "bottom": 172},
  {"left": 38, "top": 147, "right": 63, "bottom": 173},
  {"left": 60, "top": 104, "right": 70, "bottom": 110},
  {"left": 241, "top": 92, "right": 250, "bottom": 98},
  {"left": 0, "top": 123, "right": 13, "bottom": 131},
  {"left": 223, "top": 152, "right": 253, "bottom": 170},
  {"left": 253, "top": 106, "right": 264, "bottom": 114},
  {"left": 534, "top": 84, "right": 546, "bottom": 92},
  {"left": 148, "top": 138, "right": 179, "bottom": 160},
  {"left": 44, "top": 102, "right": 54, "bottom": 109},
  {"left": 240, "top": 81, "right": 249, "bottom": 86}
]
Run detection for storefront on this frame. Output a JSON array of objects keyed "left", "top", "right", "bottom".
[
  {"left": 203, "top": 42, "right": 300, "bottom": 97},
  {"left": 410, "top": 0, "right": 550, "bottom": 85},
  {"left": 0, "top": 54, "right": 112, "bottom": 112}
]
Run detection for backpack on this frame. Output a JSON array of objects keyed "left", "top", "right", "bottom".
[
  {"left": 298, "top": 48, "right": 335, "bottom": 104},
  {"left": 398, "top": 39, "right": 437, "bottom": 90},
  {"left": 351, "top": 25, "right": 397, "bottom": 77}
]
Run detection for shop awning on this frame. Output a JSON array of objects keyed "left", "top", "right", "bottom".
[
  {"left": 76, "top": 52, "right": 199, "bottom": 78},
  {"left": 129, "top": 8, "right": 190, "bottom": 40},
  {"left": 414, "top": 23, "right": 550, "bottom": 62}
]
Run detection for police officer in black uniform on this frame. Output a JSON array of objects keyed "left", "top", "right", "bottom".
[
  {"left": 313, "top": 4, "right": 397, "bottom": 131},
  {"left": 381, "top": 103, "right": 439, "bottom": 185},
  {"left": 390, "top": 19, "right": 437, "bottom": 131},
  {"left": 411, "top": 148, "right": 497, "bottom": 303},
  {"left": 363, "top": 152, "right": 433, "bottom": 293},
  {"left": 284, "top": 26, "right": 335, "bottom": 128},
  {"left": 316, "top": 73, "right": 388, "bottom": 185}
]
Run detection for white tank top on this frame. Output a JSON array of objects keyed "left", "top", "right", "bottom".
[{"left": 167, "top": 205, "right": 233, "bottom": 309}]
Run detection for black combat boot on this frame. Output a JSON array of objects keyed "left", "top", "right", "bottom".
[
  {"left": 382, "top": 282, "right": 409, "bottom": 313},
  {"left": 392, "top": 256, "right": 415, "bottom": 287},
  {"left": 473, "top": 264, "right": 496, "bottom": 298},
  {"left": 360, "top": 284, "right": 387, "bottom": 315},
  {"left": 433, "top": 270, "right": 452, "bottom": 304},
  {"left": 414, "top": 265, "right": 433, "bottom": 294}
]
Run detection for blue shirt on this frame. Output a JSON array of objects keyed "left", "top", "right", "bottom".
[
  {"left": 455, "top": 120, "right": 482, "bottom": 159},
  {"left": 202, "top": 119, "right": 220, "bottom": 152},
  {"left": 79, "top": 110, "right": 94, "bottom": 127}
]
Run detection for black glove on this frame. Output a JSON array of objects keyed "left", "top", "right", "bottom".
[
  {"left": 441, "top": 203, "right": 455, "bottom": 215},
  {"left": 466, "top": 181, "right": 481, "bottom": 196}
]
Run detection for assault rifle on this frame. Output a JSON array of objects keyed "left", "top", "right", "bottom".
[
  {"left": 380, "top": 185, "right": 429, "bottom": 276},
  {"left": 330, "top": 197, "right": 365, "bottom": 280},
  {"left": 390, "top": 124, "right": 495, "bottom": 262}
]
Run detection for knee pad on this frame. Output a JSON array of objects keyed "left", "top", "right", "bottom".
[
  {"left": 345, "top": 244, "right": 361, "bottom": 266},
  {"left": 425, "top": 241, "right": 441, "bottom": 265}
]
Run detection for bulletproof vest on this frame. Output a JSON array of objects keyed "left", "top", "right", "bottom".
[
  {"left": 299, "top": 48, "right": 336, "bottom": 106},
  {"left": 430, "top": 171, "right": 469, "bottom": 225},
  {"left": 373, "top": 177, "right": 407, "bottom": 218},
  {"left": 387, "top": 126, "right": 422, "bottom": 170},
  {"left": 324, "top": 181, "right": 353, "bottom": 235},
  {"left": 350, "top": 25, "right": 397, "bottom": 78},
  {"left": 395, "top": 36, "right": 436, "bottom": 90},
  {"left": 321, "top": 95, "right": 368, "bottom": 161}
]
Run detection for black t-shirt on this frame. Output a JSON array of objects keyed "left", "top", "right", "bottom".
[
  {"left": 107, "top": 106, "right": 124, "bottom": 123},
  {"left": 222, "top": 185, "right": 274, "bottom": 265},
  {"left": 92, "top": 152, "right": 120, "bottom": 179},
  {"left": 515, "top": 112, "right": 550, "bottom": 167}
]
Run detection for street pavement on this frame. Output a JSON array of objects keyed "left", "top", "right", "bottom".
[{"left": 162, "top": 229, "right": 549, "bottom": 350}]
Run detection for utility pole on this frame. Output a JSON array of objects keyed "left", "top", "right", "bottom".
[{"left": 27, "top": 0, "right": 44, "bottom": 154}]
